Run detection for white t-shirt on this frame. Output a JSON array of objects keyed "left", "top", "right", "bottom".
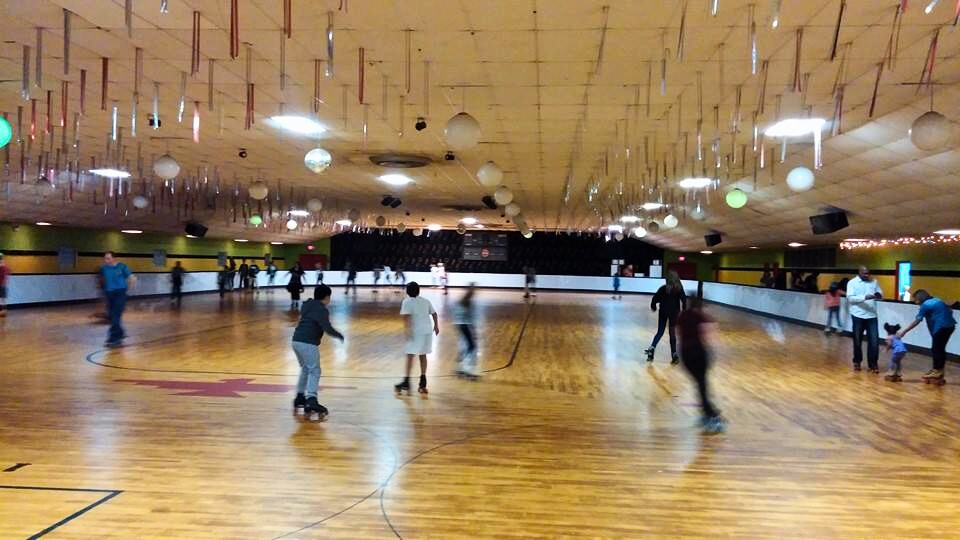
[{"left": 401, "top": 296, "right": 436, "bottom": 335}]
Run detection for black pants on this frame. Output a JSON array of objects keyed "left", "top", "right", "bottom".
[
  {"left": 681, "top": 347, "right": 718, "bottom": 419},
  {"left": 457, "top": 324, "right": 475, "bottom": 355},
  {"left": 650, "top": 311, "right": 679, "bottom": 353},
  {"left": 851, "top": 316, "right": 879, "bottom": 369},
  {"left": 171, "top": 283, "right": 182, "bottom": 305},
  {"left": 931, "top": 326, "right": 955, "bottom": 371}
]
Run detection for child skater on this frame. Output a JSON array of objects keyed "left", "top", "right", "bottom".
[
  {"left": 824, "top": 282, "right": 843, "bottom": 333},
  {"left": 291, "top": 285, "right": 344, "bottom": 421},
  {"left": 612, "top": 272, "right": 622, "bottom": 300},
  {"left": 396, "top": 282, "right": 439, "bottom": 395},
  {"left": 454, "top": 283, "right": 479, "bottom": 379},
  {"left": 677, "top": 297, "right": 725, "bottom": 433},
  {"left": 883, "top": 323, "right": 907, "bottom": 382}
]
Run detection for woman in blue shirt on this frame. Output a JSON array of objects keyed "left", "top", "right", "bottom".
[{"left": 897, "top": 289, "right": 957, "bottom": 383}]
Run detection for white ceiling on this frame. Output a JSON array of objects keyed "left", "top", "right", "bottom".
[{"left": 0, "top": 0, "right": 958, "bottom": 250}]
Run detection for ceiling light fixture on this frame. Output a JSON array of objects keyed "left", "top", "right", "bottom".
[
  {"left": 787, "top": 242, "right": 807, "bottom": 247},
  {"left": 933, "top": 229, "right": 960, "bottom": 235},
  {"left": 89, "top": 168, "right": 131, "bottom": 178},
  {"left": 234, "top": 238, "right": 249, "bottom": 243},
  {"left": 924, "top": 0, "right": 940, "bottom": 14},
  {"left": 460, "top": 217, "right": 478, "bottom": 225},
  {"left": 641, "top": 202, "right": 665, "bottom": 211},
  {"left": 121, "top": 229, "right": 143, "bottom": 234},
  {"left": 427, "top": 224, "right": 442, "bottom": 231},
  {"left": 36, "top": 222, "right": 51, "bottom": 226},
  {"left": 607, "top": 224, "right": 624, "bottom": 233},
  {"left": 270, "top": 241, "right": 285, "bottom": 245},
  {"left": 267, "top": 115, "right": 327, "bottom": 136},
  {"left": 700, "top": 250, "right": 714, "bottom": 254},
  {"left": 843, "top": 238, "right": 870, "bottom": 242},
  {"left": 185, "top": 234, "right": 197, "bottom": 238},
  {"left": 378, "top": 173, "right": 414, "bottom": 186},
  {"left": 474, "top": 224, "right": 485, "bottom": 229},
  {"left": 678, "top": 177, "right": 713, "bottom": 189},
  {"left": 335, "top": 219, "right": 352, "bottom": 227},
  {"left": 288, "top": 210, "right": 310, "bottom": 217},
  {"left": 764, "top": 118, "right": 826, "bottom": 137},
  {"left": 748, "top": 246, "right": 758, "bottom": 249},
  {"left": 620, "top": 215, "right": 641, "bottom": 223}
]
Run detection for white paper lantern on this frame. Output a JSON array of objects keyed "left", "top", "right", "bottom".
[
  {"left": 396, "top": 222, "right": 407, "bottom": 233},
  {"left": 785, "top": 166, "right": 815, "bottom": 192},
  {"left": 444, "top": 112, "right": 481, "bottom": 150},
  {"left": 132, "top": 195, "right": 149, "bottom": 209},
  {"left": 307, "top": 198, "right": 324, "bottom": 212},
  {"left": 504, "top": 202, "right": 521, "bottom": 217},
  {"left": 910, "top": 111, "right": 951, "bottom": 151},
  {"left": 412, "top": 227, "right": 423, "bottom": 237},
  {"left": 248, "top": 181, "right": 269, "bottom": 200},
  {"left": 647, "top": 221, "right": 661, "bottom": 233},
  {"left": 456, "top": 224, "right": 466, "bottom": 234},
  {"left": 663, "top": 214, "right": 679, "bottom": 228},
  {"left": 476, "top": 161, "right": 503, "bottom": 187},
  {"left": 286, "top": 219, "right": 299, "bottom": 230},
  {"left": 522, "top": 230, "right": 533, "bottom": 239},
  {"left": 347, "top": 208, "right": 361, "bottom": 221},
  {"left": 304, "top": 147, "right": 333, "bottom": 173},
  {"left": 494, "top": 186, "right": 513, "bottom": 205},
  {"left": 153, "top": 154, "right": 180, "bottom": 180},
  {"left": 375, "top": 215, "right": 386, "bottom": 227},
  {"left": 634, "top": 226, "right": 648, "bottom": 238}
]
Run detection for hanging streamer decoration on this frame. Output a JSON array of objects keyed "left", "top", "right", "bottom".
[
  {"left": 313, "top": 59, "right": 322, "bottom": 113},
  {"left": 160, "top": 0, "right": 169, "bottom": 14},
  {"left": 792, "top": 29, "right": 803, "bottom": 93},
  {"left": 193, "top": 101, "right": 200, "bottom": 143},
  {"left": 868, "top": 62, "right": 883, "bottom": 117},
  {"left": 45, "top": 91, "right": 52, "bottom": 135},
  {"left": 884, "top": 3, "right": 904, "bottom": 70},
  {"left": 280, "top": 27, "right": 286, "bottom": 91},
  {"left": 101, "top": 58, "right": 109, "bottom": 111},
  {"left": 326, "top": 12, "right": 335, "bottom": 77},
  {"left": 35, "top": 28, "right": 43, "bottom": 89},
  {"left": 208, "top": 60, "right": 215, "bottom": 112},
  {"left": 832, "top": 85, "right": 844, "bottom": 136},
  {"left": 124, "top": 0, "right": 133, "bottom": 37},
  {"left": 358, "top": 47, "right": 365, "bottom": 104},
  {"left": 245, "top": 45, "right": 254, "bottom": 129},
  {"left": 152, "top": 82, "right": 160, "bottom": 130},
  {"left": 177, "top": 72, "right": 187, "bottom": 123},
  {"left": 63, "top": 9, "right": 71, "bottom": 75},
  {"left": 21, "top": 45, "right": 30, "bottom": 101},
  {"left": 229, "top": 0, "right": 239, "bottom": 60},
  {"left": 711, "top": 0, "right": 720, "bottom": 16},
  {"left": 79, "top": 69, "right": 86, "bottom": 116},
  {"left": 830, "top": 0, "right": 846, "bottom": 61},
  {"left": 917, "top": 28, "right": 940, "bottom": 93},
  {"left": 423, "top": 60, "right": 430, "bottom": 117},
  {"left": 749, "top": 4, "right": 758, "bottom": 75},
  {"left": 405, "top": 30, "right": 413, "bottom": 95},
  {"left": 284, "top": 0, "right": 292, "bottom": 38},
  {"left": 111, "top": 101, "right": 119, "bottom": 142},
  {"left": 191, "top": 11, "right": 201, "bottom": 75},
  {"left": 677, "top": 1, "right": 687, "bottom": 62}
]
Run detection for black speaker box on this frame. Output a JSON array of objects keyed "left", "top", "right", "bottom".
[
  {"left": 809, "top": 212, "right": 849, "bottom": 234},
  {"left": 704, "top": 232, "right": 722, "bottom": 247},
  {"left": 185, "top": 221, "right": 208, "bottom": 238}
]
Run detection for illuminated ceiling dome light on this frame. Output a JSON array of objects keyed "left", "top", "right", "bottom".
[
  {"left": 641, "top": 202, "right": 665, "bottom": 211},
  {"left": 444, "top": 112, "right": 481, "bottom": 150},
  {"left": 378, "top": 173, "right": 414, "bottom": 186},
  {"left": 286, "top": 219, "right": 299, "bottom": 230},
  {"left": 678, "top": 177, "right": 713, "bottom": 189},
  {"left": 934, "top": 229, "right": 960, "bottom": 235},
  {"left": 788, "top": 242, "right": 807, "bottom": 247},
  {"left": 909, "top": 111, "right": 951, "bottom": 151},
  {"left": 90, "top": 168, "right": 132, "bottom": 178},
  {"left": 288, "top": 209, "right": 310, "bottom": 217},
  {"left": 152, "top": 154, "right": 180, "bottom": 180},
  {"left": 620, "top": 215, "right": 641, "bottom": 223},
  {"left": 304, "top": 147, "right": 333, "bottom": 173},
  {"left": 460, "top": 217, "right": 478, "bottom": 225},
  {"left": 764, "top": 118, "right": 826, "bottom": 137},
  {"left": 427, "top": 223, "right": 442, "bottom": 231},
  {"left": 725, "top": 188, "right": 748, "bottom": 209},
  {"left": 267, "top": 115, "right": 327, "bottom": 136}
]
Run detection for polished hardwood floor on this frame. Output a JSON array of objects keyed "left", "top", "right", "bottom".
[{"left": 1, "top": 286, "right": 958, "bottom": 538}]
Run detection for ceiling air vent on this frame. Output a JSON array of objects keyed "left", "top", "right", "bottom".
[{"left": 368, "top": 153, "right": 432, "bottom": 168}]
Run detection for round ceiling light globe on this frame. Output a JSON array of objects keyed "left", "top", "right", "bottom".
[
  {"left": 663, "top": 214, "right": 679, "bottom": 228},
  {"left": 725, "top": 188, "right": 748, "bottom": 209},
  {"left": 522, "top": 230, "right": 534, "bottom": 239},
  {"left": 249, "top": 215, "right": 263, "bottom": 226},
  {"left": 375, "top": 215, "right": 386, "bottom": 227},
  {"left": 493, "top": 186, "right": 514, "bottom": 205},
  {"left": 304, "top": 147, "right": 333, "bottom": 173},
  {"left": 785, "top": 166, "right": 815, "bottom": 192},
  {"left": 456, "top": 224, "right": 466, "bottom": 234},
  {"left": 412, "top": 227, "right": 423, "bottom": 237},
  {"left": 634, "top": 226, "right": 648, "bottom": 238},
  {"left": 647, "top": 221, "right": 661, "bottom": 233},
  {"left": 396, "top": 222, "right": 407, "bottom": 233},
  {"left": 504, "top": 202, "right": 521, "bottom": 217},
  {"left": 152, "top": 154, "right": 181, "bottom": 180},
  {"left": 0, "top": 117, "right": 12, "bottom": 149},
  {"left": 476, "top": 161, "right": 503, "bottom": 187},
  {"left": 909, "top": 110, "right": 951, "bottom": 151},
  {"left": 132, "top": 195, "right": 149, "bottom": 209},
  {"left": 248, "top": 181, "right": 269, "bottom": 200},
  {"left": 615, "top": 232, "right": 625, "bottom": 242},
  {"left": 286, "top": 219, "right": 298, "bottom": 230},
  {"left": 444, "top": 112, "right": 481, "bottom": 150},
  {"left": 306, "top": 198, "right": 324, "bottom": 212}
]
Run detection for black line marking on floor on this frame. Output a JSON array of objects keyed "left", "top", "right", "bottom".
[
  {"left": 482, "top": 302, "right": 534, "bottom": 374},
  {"left": 0, "top": 485, "right": 122, "bottom": 539},
  {"left": 3, "top": 463, "right": 30, "bottom": 472}
]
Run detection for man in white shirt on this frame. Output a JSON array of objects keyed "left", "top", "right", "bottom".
[{"left": 846, "top": 266, "right": 883, "bottom": 373}]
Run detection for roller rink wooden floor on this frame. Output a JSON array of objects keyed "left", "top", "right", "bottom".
[{"left": 1, "top": 287, "right": 959, "bottom": 539}]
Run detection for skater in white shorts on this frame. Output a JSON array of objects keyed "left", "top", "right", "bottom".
[{"left": 395, "top": 282, "right": 439, "bottom": 395}]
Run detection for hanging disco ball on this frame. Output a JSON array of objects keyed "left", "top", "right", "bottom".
[
  {"left": 456, "top": 224, "right": 466, "bottom": 234},
  {"left": 647, "top": 221, "right": 661, "bottom": 233},
  {"left": 0, "top": 117, "right": 12, "bottom": 149},
  {"left": 505, "top": 202, "right": 521, "bottom": 217},
  {"left": 444, "top": 112, "right": 481, "bottom": 150},
  {"left": 153, "top": 154, "right": 180, "bottom": 180},
  {"left": 634, "top": 226, "right": 648, "bottom": 238},
  {"left": 412, "top": 227, "right": 423, "bottom": 237},
  {"left": 615, "top": 232, "right": 625, "bottom": 241},
  {"left": 304, "top": 147, "right": 333, "bottom": 173},
  {"left": 248, "top": 181, "right": 269, "bottom": 200},
  {"left": 476, "top": 161, "right": 503, "bottom": 187}
]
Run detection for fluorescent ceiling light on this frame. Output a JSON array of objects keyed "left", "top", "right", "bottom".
[
  {"left": 843, "top": 238, "right": 870, "bottom": 242},
  {"left": 378, "top": 173, "right": 414, "bottom": 186},
  {"left": 787, "top": 242, "right": 807, "bottom": 247},
  {"left": 934, "top": 229, "right": 960, "bottom": 235},
  {"left": 335, "top": 219, "right": 352, "bottom": 226},
  {"left": 620, "top": 215, "right": 641, "bottom": 223},
  {"left": 474, "top": 224, "right": 485, "bottom": 229},
  {"left": 641, "top": 202, "right": 665, "bottom": 211},
  {"left": 267, "top": 115, "right": 327, "bottom": 136},
  {"left": 288, "top": 209, "right": 310, "bottom": 217},
  {"left": 185, "top": 234, "right": 197, "bottom": 238},
  {"left": 234, "top": 238, "right": 249, "bottom": 242},
  {"left": 607, "top": 224, "right": 624, "bottom": 233},
  {"left": 924, "top": 0, "right": 940, "bottom": 14},
  {"left": 427, "top": 223, "right": 442, "bottom": 231},
  {"left": 678, "top": 177, "right": 713, "bottom": 189},
  {"left": 36, "top": 221, "right": 52, "bottom": 226},
  {"left": 270, "top": 241, "right": 285, "bottom": 245},
  {"left": 764, "top": 118, "right": 826, "bottom": 138},
  {"left": 121, "top": 229, "right": 143, "bottom": 234},
  {"left": 748, "top": 246, "right": 758, "bottom": 249},
  {"left": 700, "top": 250, "right": 714, "bottom": 254},
  {"left": 460, "top": 217, "right": 478, "bottom": 225},
  {"left": 89, "top": 168, "right": 132, "bottom": 178}
]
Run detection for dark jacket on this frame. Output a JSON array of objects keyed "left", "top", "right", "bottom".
[
  {"left": 651, "top": 284, "right": 687, "bottom": 315},
  {"left": 292, "top": 299, "right": 344, "bottom": 345}
]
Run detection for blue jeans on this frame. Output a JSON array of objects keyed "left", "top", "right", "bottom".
[
  {"left": 825, "top": 306, "right": 841, "bottom": 330},
  {"left": 888, "top": 351, "right": 906, "bottom": 373},
  {"left": 292, "top": 341, "right": 321, "bottom": 398},
  {"left": 650, "top": 311, "right": 678, "bottom": 353},
  {"left": 105, "top": 289, "right": 127, "bottom": 343},
  {"left": 851, "top": 316, "right": 879, "bottom": 369}
]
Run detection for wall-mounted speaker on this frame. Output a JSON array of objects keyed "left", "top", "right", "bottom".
[
  {"left": 185, "top": 221, "right": 208, "bottom": 238},
  {"left": 809, "top": 211, "right": 849, "bottom": 234},
  {"left": 704, "top": 232, "right": 722, "bottom": 247},
  {"left": 389, "top": 198, "right": 402, "bottom": 208},
  {"left": 481, "top": 195, "right": 497, "bottom": 210}
]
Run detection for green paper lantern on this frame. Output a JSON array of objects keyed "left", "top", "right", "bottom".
[
  {"left": 725, "top": 188, "right": 748, "bottom": 209},
  {"left": 0, "top": 117, "right": 12, "bottom": 149},
  {"left": 249, "top": 215, "right": 263, "bottom": 226}
]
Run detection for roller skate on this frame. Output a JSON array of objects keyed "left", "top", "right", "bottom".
[
  {"left": 456, "top": 367, "right": 481, "bottom": 381},
  {"left": 418, "top": 374, "right": 429, "bottom": 395},
  {"left": 670, "top": 352, "right": 680, "bottom": 365},
  {"left": 883, "top": 370, "right": 902, "bottom": 382},
  {"left": 293, "top": 393, "right": 306, "bottom": 415},
  {"left": 853, "top": 363, "right": 862, "bottom": 372},
  {"left": 394, "top": 378, "right": 411, "bottom": 395},
  {"left": 702, "top": 416, "right": 727, "bottom": 434},
  {"left": 868, "top": 367, "right": 880, "bottom": 374},
  {"left": 644, "top": 347, "right": 655, "bottom": 363},
  {"left": 304, "top": 396, "right": 329, "bottom": 421},
  {"left": 922, "top": 369, "right": 946, "bottom": 386}
]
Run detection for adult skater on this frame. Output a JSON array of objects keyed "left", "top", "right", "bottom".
[
  {"left": 238, "top": 259, "right": 250, "bottom": 290},
  {"left": 677, "top": 297, "right": 725, "bottom": 433},
  {"left": 645, "top": 271, "right": 687, "bottom": 364},
  {"left": 454, "top": 283, "right": 479, "bottom": 378},
  {"left": 345, "top": 267, "right": 358, "bottom": 295},
  {"left": 846, "top": 266, "right": 883, "bottom": 373},
  {"left": 286, "top": 262, "right": 307, "bottom": 310},
  {"left": 291, "top": 284, "right": 345, "bottom": 421},
  {"left": 897, "top": 289, "right": 956, "bottom": 384},
  {"left": 99, "top": 251, "right": 136, "bottom": 347},
  {"left": 170, "top": 261, "right": 186, "bottom": 307}
]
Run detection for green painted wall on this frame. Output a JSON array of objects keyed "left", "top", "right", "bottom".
[
  {"left": 836, "top": 243, "right": 960, "bottom": 271},
  {"left": 718, "top": 248, "right": 784, "bottom": 268}
]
